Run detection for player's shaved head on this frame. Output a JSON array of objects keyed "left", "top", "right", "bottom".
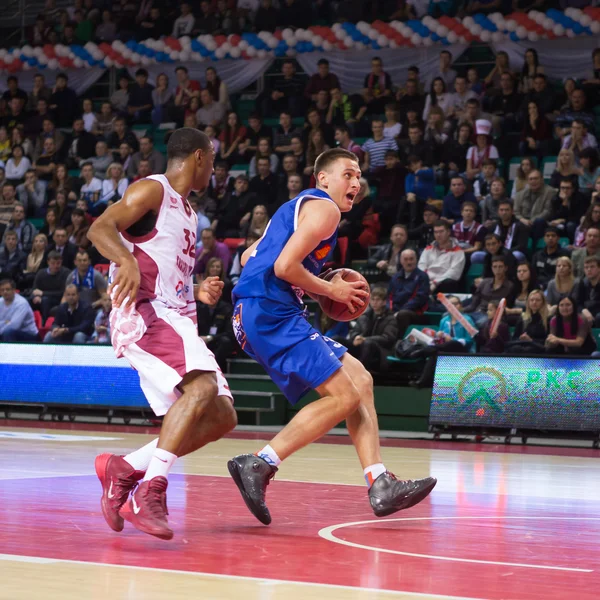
[
  {"left": 314, "top": 148, "right": 358, "bottom": 176},
  {"left": 167, "top": 128, "right": 211, "bottom": 161}
]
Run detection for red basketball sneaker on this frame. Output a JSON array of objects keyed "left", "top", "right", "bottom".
[
  {"left": 95, "top": 453, "right": 144, "bottom": 532},
  {"left": 122, "top": 476, "right": 173, "bottom": 540}
]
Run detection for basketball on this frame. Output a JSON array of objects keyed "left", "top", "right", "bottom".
[{"left": 317, "top": 268, "right": 371, "bottom": 322}]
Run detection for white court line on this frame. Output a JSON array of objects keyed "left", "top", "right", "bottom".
[
  {"left": 0, "top": 554, "right": 492, "bottom": 600},
  {"left": 319, "top": 516, "right": 600, "bottom": 573},
  {"left": 0, "top": 432, "right": 122, "bottom": 442}
]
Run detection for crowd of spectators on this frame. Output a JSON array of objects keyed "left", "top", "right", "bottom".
[{"left": 3, "top": 2, "right": 600, "bottom": 384}]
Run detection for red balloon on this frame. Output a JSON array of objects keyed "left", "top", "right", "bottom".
[
  {"left": 273, "top": 30, "right": 283, "bottom": 40},
  {"left": 214, "top": 35, "right": 227, "bottom": 46}
]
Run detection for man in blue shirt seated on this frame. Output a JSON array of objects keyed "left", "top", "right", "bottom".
[
  {"left": 0, "top": 278, "right": 39, "bottom": 342},
  {"left": 403, "top": 155, "right": 435, "bottom": 228},
  {"left": 388, "top": 248, "right": 430, "bottom": 337},
  {"left": 442, "top": 176, "right": 477, "bottom": 224}
]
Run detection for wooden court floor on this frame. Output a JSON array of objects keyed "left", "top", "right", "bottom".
[{"left": 1, "top": 424, "right": 599, "bottom": 600}]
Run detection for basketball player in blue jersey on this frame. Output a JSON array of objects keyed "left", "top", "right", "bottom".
[{"left": 228, "top": 148, "right": 436, "bottom": 525}]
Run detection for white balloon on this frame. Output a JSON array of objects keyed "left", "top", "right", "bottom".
[
  {"left": 376, "top": 34, "right": 388, "bottom": 46},
  {"left": 193, "top": 54, "right": 205, "bottom": 62},
  {"left": 239, "top": 40, "right": 248, "bottom": 50},
  {"left": 542, "top": 18, "right": 554, "bottom": 29},
  {"left": 331, "top": 23, "right": 341, "bottom": 32},
  {"left": 355, "top": 42, "right": 365, "bottom": 51},
  {"left": 205, "top": 39, "right": 217, "bottom": 51},
  {"left": 389, "top": 40, "right": 398, "bottom": 49},
  {"left": 463, "top": 16, "right": 474, "bottom": 28},
  {"left": 322, "top": 40, "right": 332, "bottom": 51},
  {"left": 93, "top": 51, "right": 103, "bottom": 60},
  {"left": 357, "top": 21, "right": 368, "bottom": 33},
  {"left": 215, "top": 47, "right": 226, "bottom": 59},
  {"left": 22, "top": 62, "right": 31, "bottom": 71},
  {"left": 221, "top": 42, "right": 231, "bottom": 52},
  {"left": 591, "top": 21, "right": 600, "bottom": 34},
  {"left": 257, "top": 49, "right": 267, "bottom": 58},
  {"left": 423, "top": 37, "right": 433, "bottom": 47},
  {"left": 246, "top": 46, "right": 257, "bottom": 57},
  {"left": 527, "top": 31, "right": 539, "bottom": 42},
  {"left": 4, "top": 54, "right": 13, "bottom": 64},
  {"left": 141, "top": 56, "right": 151, "bottom": 66},
  {"left": 257, "top": 31, "right": 269, "bottom": 40},
  {"left": 410, "top": 34, "right": 422, "bottom": 45},
  {"left": 580, "top": 16, "right": 592, "bottom": 27},
  {"left": 480, "top": 30, "right": 491, "bottom": 43},
  {"left": 491, "top": 31, "right": 504, "bottom": 42},
  {"left": 564, "top": 7, "right": 574, "bottom": 18},
  {"left": 281, "top": 28, "right": 293, "bottom": 39},
  {"left": 73, "top": 58, "right": 83, "bottom": 67},
  {"left": 458, "top": 36, "right": 467, "bottom": 44},
  {"left": 230, "top": 46, "right": 241, "bottom": 58},
  {"left": 344, "top": 38, "right": 354, "bottom": 48},
  {"left": 504, "top": 20, "right": 516, "bottom": 32},
  {"left": 33, "top": 47, "right": 43, "bottom": 57},
  {"left": 38, "top": 54, "right": 48, "bottom": 65},
  {"left": 566, "top": 29, "right": 576, "bottom": 38},
  {"left": 48, "top": 58, "right": 58, "bottom": 69},
  {"left": 437, "top": 25, "right": 449, "bottom": 37},
  {"left": 471, "top": 24, "right": 482, "bottom": 35},
  {"left": 155, "top": 40, "right": 165, "bottom": 51},
  {"left": 295, "top": 28, "right": 305, "bottom": 41},
  {"left": 130, "top": 52, "right": 141, "bottom": 63},
  {"left": 104, "top": 57, "right": 113, "bottom": 67},
  {"left": 516, "top": 26, "right": 527, "bottom": 38},
  {"left": 313, "top": 35, "right": 323, "bottom": 46},
  {"left": 286, "top": 35, "right": 297, "bottom": 47},
  {"left": 447, "top": 31, "right": 458, "bottom": 43},
  {"left": 553, "top": 24, "right": 565, "bottom": 36},
  {"left": 180, "top": 49, "right": 191, "bottom": 61},
  {"left": 21, "top": 45, "right": 32, "bottom": 57},
  {"left": 122, "top": 49, "right": 132, "bottom": 59},
  {"left": 169, "top": 51, "right": 180, "bottom": 60},
  {"left": 285, "top": 48, "right": 296, "bottom": 57}
]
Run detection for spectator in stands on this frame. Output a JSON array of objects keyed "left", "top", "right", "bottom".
[
  {"left": 574, "top": 256, "right": 600, "bottom": 327},
  {"left": 65, "top": 208, "right": 90, "bottom": 250},
  {"left": 368, "top": 224, "right": 408, "bottom": 280},
  {"left": 0, "top": 278, "right": 38, "bottom": 342},
  {"left": 48, "top": 164, "right": 77, "bottom": 204},
  {"left": 452, "top": 201, "right": 486, "bottom": 256},
  {"left": 25, "top": 98, "right": 50, "bottom": 140},
  {"left": 326, "top": 88, "right": 366, "bottom": 133},
  {"left": 304, "top": 130, "right": 330, "bottom": 177},
  {"left": 572, "top": 227, "right": 600, "bottom": 278},
  {"left": 428, "top": 50, "right": 457, "bottom": 89},
  {"left": 388, "top": 248, "right": 430, "bottom": 336},
  {"left": 207, "top": 162, "right": 233, "bottom": 205},
  {"left": 556, "top": 88, "right": 594, "bottom": 138},
  {"left": 575, "top": 202, "right": 600, "bottom": 248},
  {"left": 507, "top": 289, "right": 549, "bottom": 353},
  {"left": 173, "top": 66, "right": 201, "bottom": 123},
  {"left": 402, "top": 155, "right": 434, "bottom": 227},
  {"left": 172, "top": 2, "right": 195, "bottom": 36},
  {"left": 5, "top": 145, "right": 31, "bottom": 185},
  {"left": 373, "top": 150, "right": 405, "bottom": 233},
  {"left": 96, "top": 9, "right": 117, "bottom": 42},
  {"left": 475, "top": 300, "right": 509, "bottom": 353},
  {"left": 361, "top": 119, "right": 398, "bottom": 174},
  {"left": 447, "top": 75, "right": 477, "bottom": 125},
  {"left": 521, "top": 73, "right": 557, "bottom": 123},
  {"left": 302, "top": 107, "right": 334, "bottom": 149},
  {"left": 466, "top": 119, "right": 499, "bottom": 181},
  {"left": 400, "top": 124, "right": 433, "bottom": 166},
  {"left": 5, "top": 98, "right": 27, "bottom": 133},
  {"left": 520, "top": 49, "right": 544, "bottom": 93},
  {"left": 197, "top": 89, "right": 226, "bottom": 129},
  {"left": 0, "top": 128, "right": 10, "bottom": 163},
  {"left": 39, "top": 207, "right": 57, "bottom": 241},
  {"left": 531, "top": 227, "right": 569, "bottom": 289},
  {"left": 546, "top": 296, "right": 596, "bottom": 355},
  {"left": 423, "top": 77, "right": 451, "bottom": 123},
  {"left": 43, "top": 283, "right": 94, "bottom": 344},
  {"left": 490, "top": 200, "right": 529, "bottom": 261},
  {"left": 489, "top": 72, "right": 522, "bottom": 134},
  {"left": 239, "top": 113, "right": 272, "bottom": 160},
  {"left": 99, "top": 163, "right": 127, "bottom": 205},
  {"left": 465, "top": 255, "right": 514, "bottom": 327},
  {"left": 520, "top": 100, "right": 552, "bottom": 159},
  {"left": 305, "top": 58, "right": 340, "bottom": 104},
  {"left": 195, "top": 0, "right": 218, "bottom": 34},
  {"left": 213, "top": 174, "right": 256, "bottom": 239},
  {"left": 49, "top": 73, "right": 78, "bottom": 128},
  {"left": 88, "top": 294, "right": 111, "bottom": 344},
  {"left": 131, "top": 158, "right": 150, "bottom": 182},
  {"left": 254, "top": 0, "right": 278, "bottom": 33},
  {"left": 410, "top": 295, "right": 476, "bottom": 388},
  {"left": 443, "top": 122, "right": 473, "bottom": 182},
  {"left": 249, "top": 156, "right": 277, "bottom": 208},
  {"left": 117, "top": 141, "right": 133, "bottom": 174},
  {"left": 249, "top": 137, "right": 279, "bottom": 179},
  {"left": 473, "top": 233, "right": 518, "bottom": 283},
  {"left": 65, "top": 249, "right": 106, "bottom": 307},
  {"left": 270, "top": 111, "right": 298, "bottom": 158},
  {"left": 33, "top": 118, "right": 64, "bottom": 163},
  {"left": 396, "top": 77, "right": 425, "bottom": 123},
  {"left": 473, "top": 159, "right": 497, "bottom": 203},
  {"left": 0, "top": 183, "right": 18, "bottom": 238},
  {"left": 504, "top": 260, "right": 538, "bottom": 321},
  {"left": 16, "top": 170, "right": 46, "bottom": 217},
  {"left": 561, "top": 118, "right": 598, "bottom": 165},
  {"left": 11, "top": 129, "right": 33, "bottom": 162},
  {"left": 409, "top": 203, "right": 438, "bottom": 250},
  {"left": 277, "top": 173, "right": 302, "bottom": 207},
  {"left": 345, "top": 285, "right": 398, "bottom": 372},
  {"left": 578, "top": 148, "right": 600, "bottom": 198},
  {"left": 78, "top": 163, "right": 104, "bottom": 216},
  {"left": 0, "top": 230, "right": 26, "bottom": 285},
  {"left": 242, "top": 204, "right": 269, "bottom": 238},
  {"left": 382, "top": 103, "right": 402, "bottom": 140},
  {"left": 50, "top": 191, "right": 72, "bottom": 228},
  {"left": 2, "top": 76, "right": 26, "bottom": 105},
  {"left": 33, "top": 137, "right": 58, "bottom": 184},
  {"left": 549, "top": 178, "right": 587, "bottom": 239},
  {"left": 514, "top": 169, "right": 555, "bottom": 244},
  {"left": 107, "top": 117, "right": 139, "bottom": 155},
  {"left": 65, "top": 117, "right": 97, "bottom": 169},
  {"left": 81, "top": 99, "right": 99, "bottom": 135},
  {"left": 334, "top": 126, "right": 364, "bottom": 163},
  {"left": 442, "top": 176, "right": 476, "bottom": 224},
  {"left": 31, "top": 249, "right": 69, "bottom": 321},
  {"left": 418, "top": 220, "right": 465, "bottom": 294},
  {"left": 229, "top": 231, "right": 260, "bottom": 285},
  {"left": 194, "top": 228, "right": 231, "bottom": 276},
  {"left": 44, "top": 227, "right": 76, "bottom": 270},
  {"left": 85, "top": 140, "right": 111, "bottom": 180},
  {"left": 361, "top": 56, "right": 393, "bottom": 115},
  {"left": 550, "top": 148, "right": 580, "bottom": 191},
  {"left": 127, "top": 68, "right": 153, "bottom": 124},
  {"left": 218, "top": 112, "right": 246, "bottom": 165},
  {"left": 6, "top": 203, "right": 36, "bottom": 254},
  {"left": 424, "top": 107, "right": 448, "bottom": 172},
  {"left": 110, "top": 75, "right": 130, "bottom": 115},
  {"left": 150, "top": 73, "right": 173, "bottom": 128},
  {"left": 262, "top": 61, "right": 304, "bottom": 118},
  {"left": 126, "top": 136, "right": 165, "bottom": 180}
]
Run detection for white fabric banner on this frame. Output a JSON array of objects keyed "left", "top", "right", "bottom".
[
  {"left": 295, "top": 45, "right": 469, "bottom": 94},
  {"left": 0, "top": 67, "right": 106, "bottom": 95},
  {"left": 126, "top": 57, "right": 274, "bottom": 94},
  {"left": 491, "top": 38, "right": 598, "bottom": 81}
]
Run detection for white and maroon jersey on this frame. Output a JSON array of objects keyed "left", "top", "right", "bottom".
[{"left": 109, "top": 174, "right": 198, "bottom": 356}]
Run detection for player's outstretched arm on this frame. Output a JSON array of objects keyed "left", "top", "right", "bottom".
[
  {"left": 274, "top": 200, "right": 369, "bottom": 311},
  {"left": 88, "top": 179, "right": 163, "bottom": 308}
]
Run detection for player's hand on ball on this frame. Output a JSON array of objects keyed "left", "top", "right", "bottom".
[
  {"left": 196, "top": 276, "right": 224, "bottom": 306},
  {"left": 329, "top": 271, "right": 369, "bottom": 314},
  {"left": 109, "top": 255, "right": 140, "bottom": 308}
]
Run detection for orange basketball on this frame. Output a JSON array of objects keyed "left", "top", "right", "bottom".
[{"left": 317, "top": 268, "right": 371, "bottom": 322}]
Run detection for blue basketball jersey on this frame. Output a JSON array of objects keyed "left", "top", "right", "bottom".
[{"left": 232, "top": 188, "right": 338, "bottom": 309}]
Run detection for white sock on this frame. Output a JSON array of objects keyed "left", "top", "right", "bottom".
[
  {"left": 143, "top": 448, "right": 177, "bottom": 482},
  {"left": 364, "top": 463, "right": 386, "bottom": 488},
  {"left": 123, "top": 438, "right": 159, "bottom": 471},
  {"left": 256, "top": 444, "right": 282, "bottom": 467}
]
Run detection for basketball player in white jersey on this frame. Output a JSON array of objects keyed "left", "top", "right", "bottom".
[{"left": 88, "top": 129, "right": 237, "bottom": 540}]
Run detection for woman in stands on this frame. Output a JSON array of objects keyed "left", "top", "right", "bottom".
[
  {"left": 476, "top": 300, "right": 510, "bottom": 353},
  {"left": 507, "top": 290, "right": 549, "bottom": 354},
  {"left": 48, "top": 163, "right": 77, "bottom": 203},
  {"left": 519, "top": 101, "right": 551, "bottom": 160},
  {"left": 219, "top": 111, "right": 247, "bottom": 165},
  {"left": 423, "top": 77, "right": 451, "bottom": 123},
  {"left": 242, "top": 204, "right": 269, "bottom": 238},
  {"left": 49, "top": 190, "right": 72, "bottom": 228},
  {"left": 39, "top": 206, "right": 58, "bottom": 241},
  {"left": 100, "top": 162, "right": 128, "bottom": 205},
  {"left": 151, "top": 73, "right": 173, "bottom": 127},
  {"left": 511, "top": 156, "right": 535, "bottom": 199},
  {"left": 205, "top": 66, "right": 230, "bottom": 110},
  {"left": 546, "top": 296, "right": 596, "bottom": 355},
  {"left": 203, "top": 256, "right": 232, "bottom": 301},
  {"left": 505, "top": 261, "right": 538, "bottom": 321},
  {"left": 484, "top": 50, "right": 512, "bottom": 92},
  {"left": 249, "top": 137, "right": 280, "bottom": 178},
  {"left": 546, "top": 257, "right": 577, "bottom": 316},
  {"left": 520, "top": 48, "right": 544, "bottom": 94},
  {"left": 303, "top": 129, "right": 329, "bottom": 177},
  {"left": 4, "top": 145, "right": 31, "bottom": 185},
  {"left": 66, "top": 208, "right": 90, "bottom": 249},
  {"left": 21, "top": 233, "right": 48, "bottom": 291},
  {"left": 550, "top": 148, "right": 579, "bottom": 191},
  {"left": 11, "top": 128, "right": 33, "bottom": 160},
  {"left": 574, "top": 202, "right": 600, "bottom": 248},
  {"left": 578, "top": 148, "right": 600, "bottom": 199}
]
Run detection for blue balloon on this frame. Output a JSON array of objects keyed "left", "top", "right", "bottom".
[
  {"left": 305, "top": 42, "right": 314, "bottom": 52},
  {"left": 510, "top": 32, "right": 519, "bottom": 42},
  {"left": 573, "top": 23, "right": 583, "bottom": 34},
  {"left": 431, "top": 33, "right": 440, "bottom": 42},
  {"left": 371, "top": 42, "right": 380, "bottom": 50},
  {"left": 199, "top": 46, "right": 209, "bottom": 57}
]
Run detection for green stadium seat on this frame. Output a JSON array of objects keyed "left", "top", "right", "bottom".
[
  {"left": 466, "top": 262, "right": 483, "bottom": 291},
  {"left": 424, "top": 311, "right": 442, "bottom": 325},
  {"left": 68, "top": 169, "right": 80, "bottom": 178},
  {"left": 559, "top": 237, "right": 570, "bottom": 248},
  {"left": 354, "top": 137, "right": 368, "bottom": 145},
  {"left": 231, "top": 163, "right": 249, "bottom": 173},
  {"left": 30, "top": 218, "right": 44, "bottom": 230},
  {"left": 435, "top": 184, "right": 445, "bottom": 199},
  {"left": 542, "top": 156, "right": 557, "bottom": 180}
]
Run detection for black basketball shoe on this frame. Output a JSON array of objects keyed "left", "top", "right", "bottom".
[
  {"left": 227, "top": 454, "right": 278, "bottom": 525},
  {"left": 369, "top": 472, "right": 437, "bottom": 517}
]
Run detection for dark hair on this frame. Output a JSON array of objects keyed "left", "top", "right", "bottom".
[
  {"left": 56, "top": 72, "right": 68, "bottom": 81},
  {"left": 522, "top": 47, "right": 540, "bottom": 76},
  {"left": 0, "top": 278, "right": 15, "bottom": 288},
  {"left": 555, "top": 295, "right": 579, "bottom": 338},
  {"left": 175, "top": 66, "right": 189, "bottom": 74},
  {"left": 423, "top": 203, "right": 441, "bottom": 215},
  {"left": 498, "top": 199, "right": 513, "bottom": 209},
  {"left": 580, "top": 148, "right": 600, "bottom": 172},
  {"left": 466, "top": 98, "right": 480, "bottom": 107},
  {"left": 135, "top": 68, "right": 148, "bottom": 78},
  {"left": 391, "top": 224, "right": 408, "bottom": 234},
  {"left": 572, "top": 117, "right": 587, "bottom": 129},
  {"left": 317, "top": 58, "right": 329, "bottom": 66},
  {"left": 71, "top": 208, "right": 86, "bottom": 218},
  {"left": 205, "top": 66, "right": 222, "bottom": 102},
  {"left": 408, "top": 65, "right": 419, "bottom": 74},
  {"left": 370, "top": 286, "right": 387, "bottom": 300},
  {"left": 279, "top": 110, "right": 291, "bottom": 118},
  {"left": 248, "top": 112, "right": 261, "bottom": 121},
  {"left": 584, "top": 256, "right": 600, "bottom": 267},
  {"left": 491, "top": 255, "right": 507, "bottom": 266},
  {"left": 335, "top": 125, "right": 350, "bottom": 136},
  {"left": 462, "top": 201, "right": 478, "bottom": 211},
  {"left": 313, "top": 148, "right": 358, "bottom": 177},
  {"left": 47, "top": 250, "right": 62, "bottom": 261},
  {"left": 408, "top": 123, "right": 423, "bottom": 132},
  {"left": 384, "top": 150, "right": 399, "bottom": 159},
  {"left": 533, "top": 73, "right": 547, "bottom": 82},
  {"left": 429, "top": 77, "right": 447, "bottom": 106},
  {"left": 167, "top": 128, "right": 210, "bottom": 161},
  {"left": 481, "top": 158, "right": 497, "bottom": 168},
  {"left": 407, "top": 154, "right": 422, "bottom": 165},
  {"left": 433, "top": 220, "right": 451, "bottom": 231},
  {"left": 485, "top": 233, "right": 502, "bottom": 244},
  {"left": 440, "top": 50, "right": 452, "bottom": 59},
  {"left": 581, "top": 202, "right": 600, "bottom": 230},
  {"left": 516, "top": 260, "right": 538, "bottom": 293},
  {"left": 215, "top": 160, "right": 228, "bottom": 170}
]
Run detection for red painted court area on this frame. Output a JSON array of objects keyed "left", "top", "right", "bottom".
[{"left": 2, "top": 472, "right": 599, "bottom": 599}]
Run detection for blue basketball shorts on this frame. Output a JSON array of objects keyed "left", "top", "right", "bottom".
[{"left": 232, "top": 297, "right": 347, "bottom": 405}]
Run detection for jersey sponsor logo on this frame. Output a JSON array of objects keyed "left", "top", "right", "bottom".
[
  {"left": 314, "top": 244, "right": 332, "bottom": 260},
  {"left": 232, "top": 304, "right": 247, "bottom": 350},
  {"left": 176, "top": 255, "right": 194, "bottom": 278},
  {"left": 175, "top": 280, "right": 191, "bottom": 298}
]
